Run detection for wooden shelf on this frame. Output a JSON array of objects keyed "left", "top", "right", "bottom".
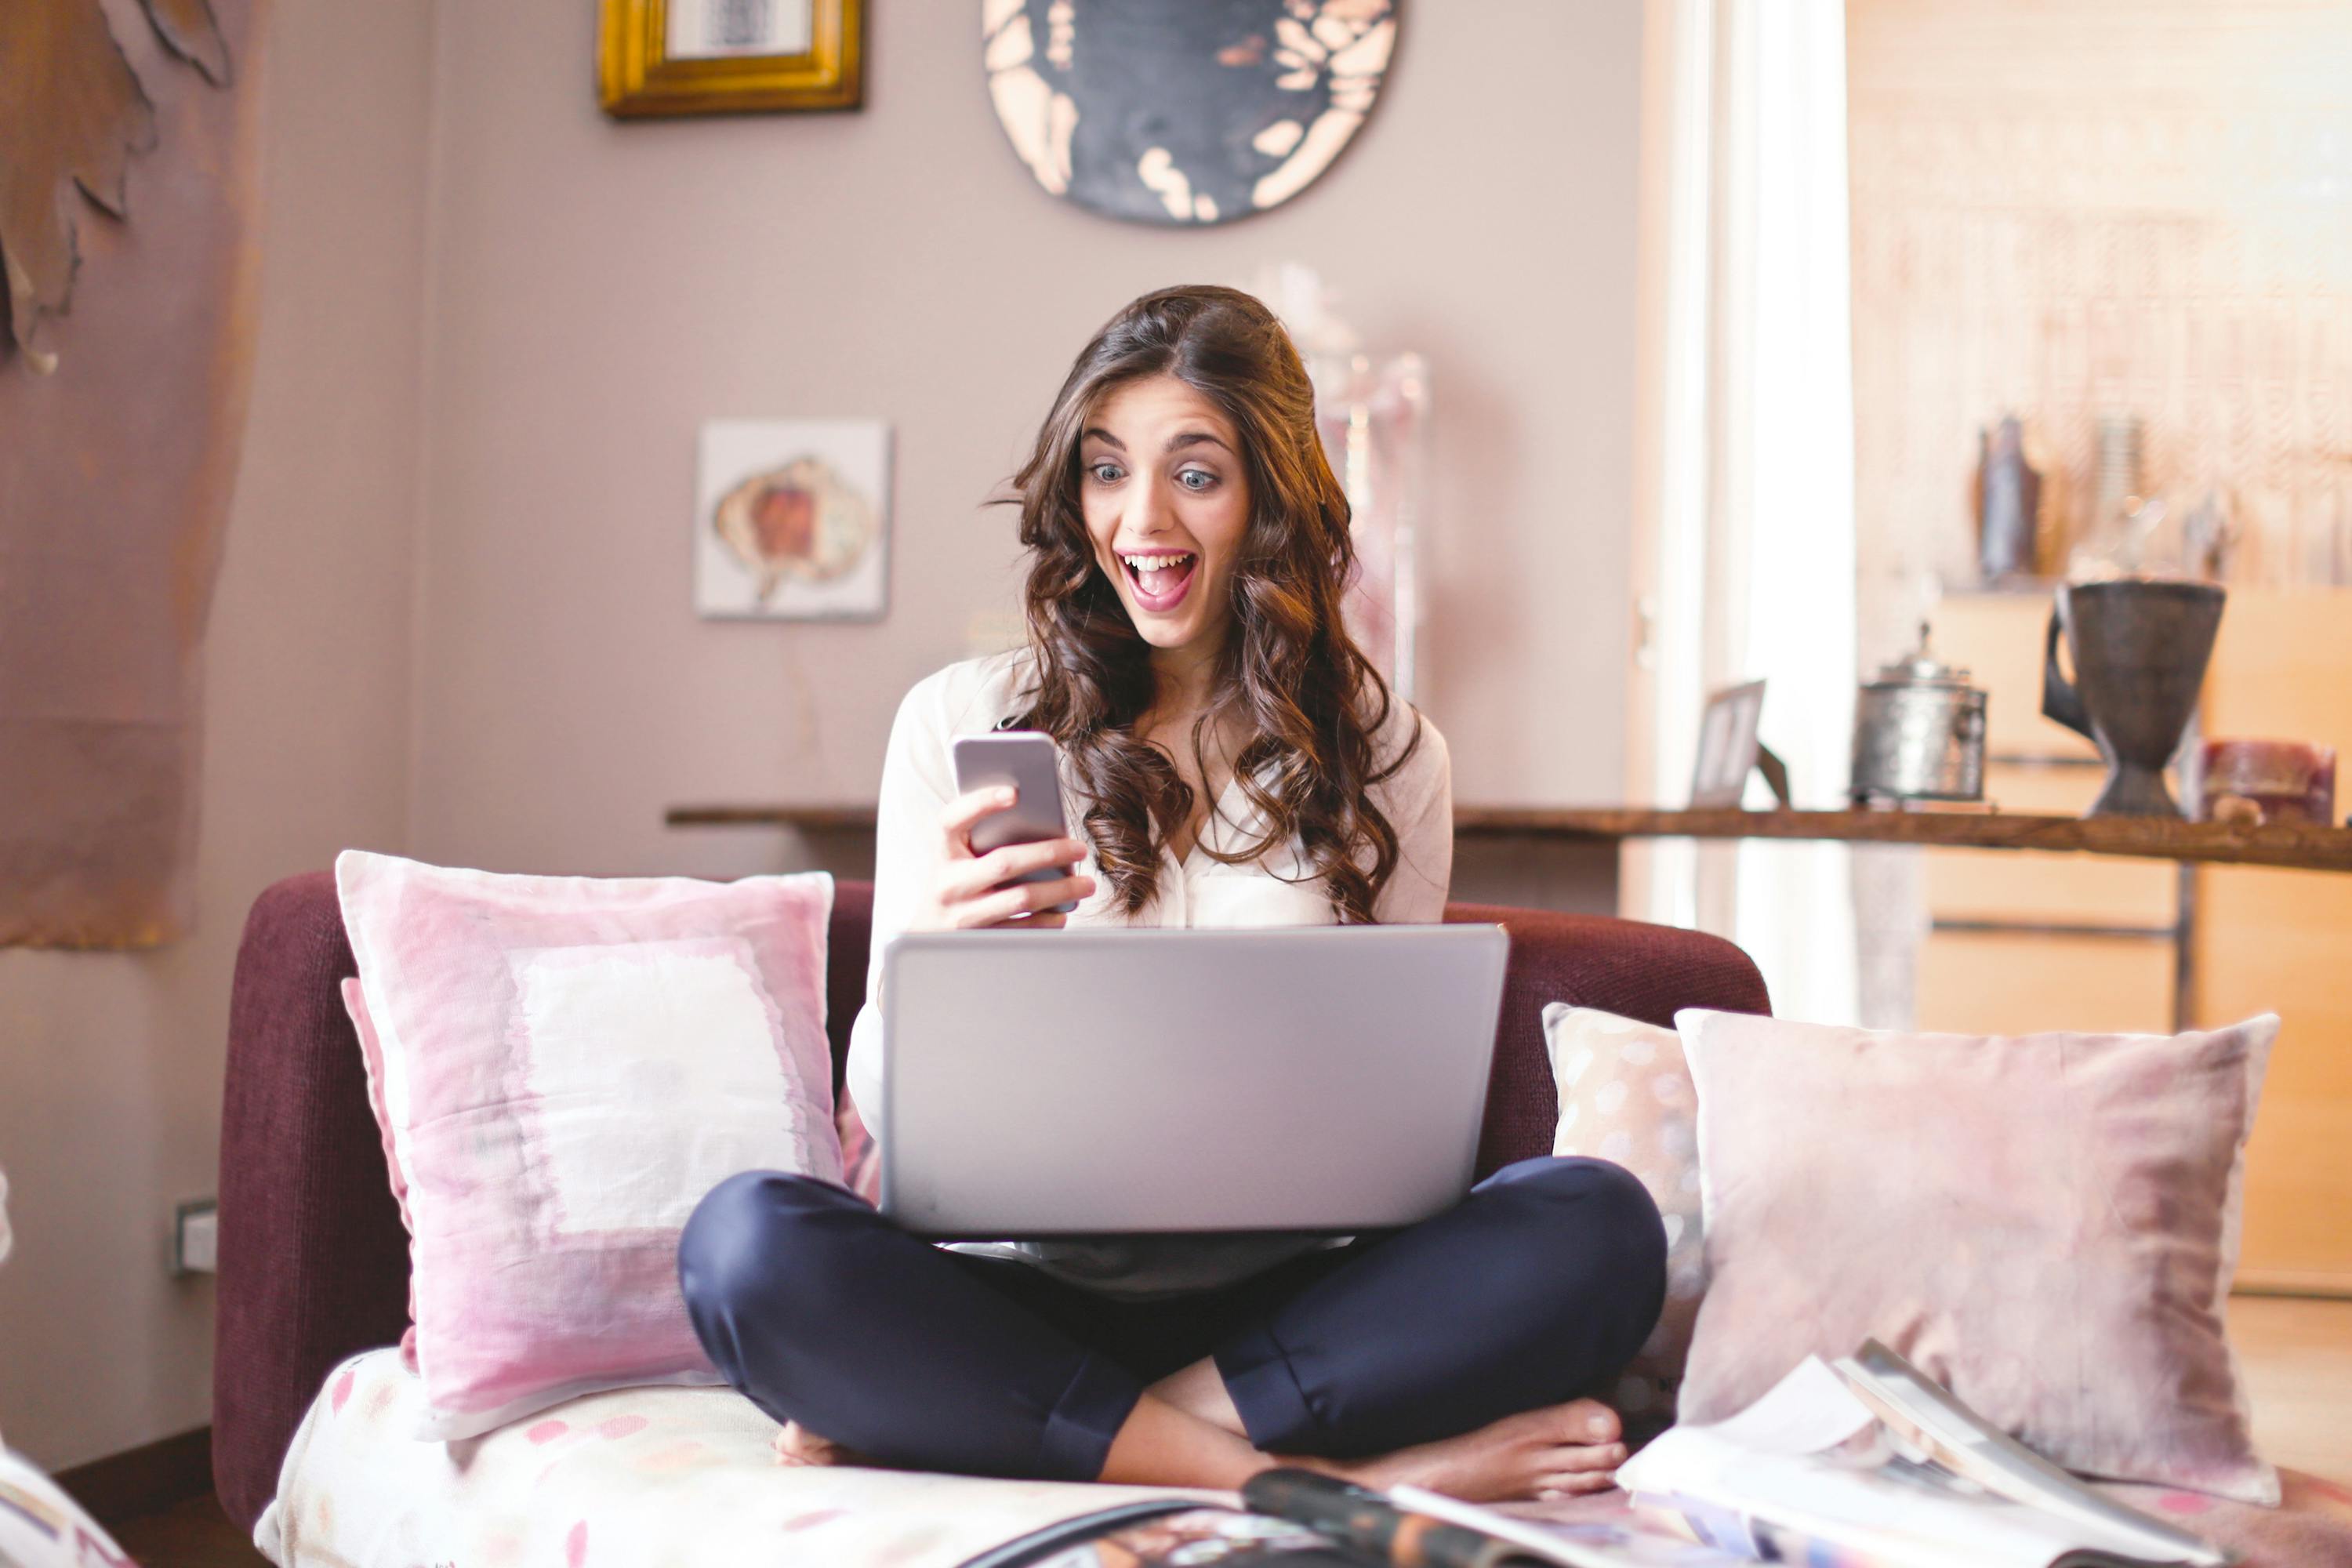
[
  {"left": 666, "top": 804, "right": 878, "bottom": 832},
  {"left": 665, "top": 804, "right": 2352, "bottom": 873},
  {"left": 1455, "top": 808, "right": 2352, "bottom": 873}
]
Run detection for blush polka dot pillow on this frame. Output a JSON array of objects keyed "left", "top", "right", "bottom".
[{"left": 1540, "top": 1003, "right": 1704, "bottom": 1439}]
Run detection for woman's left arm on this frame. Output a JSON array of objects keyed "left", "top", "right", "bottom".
[{"left": 1374, "top": 715, "right": 1454, "bottom": 924}]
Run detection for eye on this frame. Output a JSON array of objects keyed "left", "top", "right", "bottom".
[
  {"left": 1087, "top": 461, "right": 1126, "bottom": 485},
  {"left": 1176, "top": 467, "right": 1219, "bottom": 492}
]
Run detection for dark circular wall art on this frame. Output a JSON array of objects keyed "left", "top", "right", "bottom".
[{"left": 982, "top": 0, "right": 1398, "bottom": 227}]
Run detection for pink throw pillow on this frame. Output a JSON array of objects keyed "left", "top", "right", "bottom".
[
  {"left": 1541, "top": 1004, "right": 1703, "bottom": 1439},
  {"left": 336, "top": 850, "right": 840, "bottom": 1439},
  {"left": 1675, "top": 1007, "right": 2281, "bottom": 1504}
]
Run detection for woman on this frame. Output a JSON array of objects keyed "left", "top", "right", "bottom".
[{"left": 679, "top": 286, "right": 1664, "bottom": 1501}]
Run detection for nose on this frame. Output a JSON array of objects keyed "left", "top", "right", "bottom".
[{"left": 1121, "top": 472, "right": 1174, "bottom": 539}]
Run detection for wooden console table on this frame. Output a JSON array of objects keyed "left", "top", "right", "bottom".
[
  {"left": 1449, "top": 808, "right": 2352, "bottom": 874},
  {"left": 664, "top": 803, "right": 2352, "bottom": 874}
]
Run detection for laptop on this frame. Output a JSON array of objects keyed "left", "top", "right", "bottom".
[{"left": 879, "top": 924, "right": 1510, "bottom": 1237}]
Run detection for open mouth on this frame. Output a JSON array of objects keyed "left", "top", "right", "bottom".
[{"left": 1117, "top": 550, "right": 1198, "bottom": 613}]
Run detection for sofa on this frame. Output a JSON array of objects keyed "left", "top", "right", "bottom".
[
  {"left": 212, "top": 875, "right": 1766, "bottom": 1524},
  {"left": 210, "top": 872, "right": 2352, "bottom": 1565}
]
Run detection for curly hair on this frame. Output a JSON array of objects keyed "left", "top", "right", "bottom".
[{"left": 1007, "top": 285, "right": 1417, "bottom": 924}]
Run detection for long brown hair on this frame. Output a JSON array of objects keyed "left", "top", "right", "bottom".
[{"left": 1007, "top": 285, "right": 1417, "bottom": 924}]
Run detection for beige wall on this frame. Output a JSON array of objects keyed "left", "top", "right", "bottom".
[
  {"left": 406, "top": 0, "right": 1646, "bottom": 876},
  {"left": 0, "top": 2, "right": 434, "bottom": 1467}
]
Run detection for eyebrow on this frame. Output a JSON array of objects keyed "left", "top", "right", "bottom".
[{"left": 1077, "top": 426, "right": 1232, "bottom": 456}]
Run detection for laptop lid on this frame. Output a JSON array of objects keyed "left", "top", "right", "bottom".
[{"left": 880, "top": 924, "right": 1509, "bottom": 1237}]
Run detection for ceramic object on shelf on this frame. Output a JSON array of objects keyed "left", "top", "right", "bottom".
[
  {"left": 2196, "top": 739, "right": 2336, "bottom": 826},
  {"left": 2042, "top": 579, "right": 2227, "bottom": 818},
  {"left": 1976, "top": 416, "right": 2042, "bottom": 582}
]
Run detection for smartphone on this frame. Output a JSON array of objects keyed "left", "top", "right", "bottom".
[{"left": 951, "top": 731, "right": 1081, "bottom": 914}]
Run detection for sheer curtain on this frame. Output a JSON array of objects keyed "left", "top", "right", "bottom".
[{"left": 1627, "top": 0, "right": 1860, "bottom": 1026}]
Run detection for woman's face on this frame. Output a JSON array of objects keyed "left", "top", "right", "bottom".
[{"left": 1078, "top": 374, "right": 1252, "bottom": 664}]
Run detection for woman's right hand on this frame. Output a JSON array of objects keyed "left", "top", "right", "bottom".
[{"left": 904, "top": 786, "right": 1095, "bottom": 932}]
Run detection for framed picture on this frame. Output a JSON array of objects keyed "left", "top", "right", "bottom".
[
  {"left": 599, "top": 0, "right": 863, "bottom": 118},
  {"left": 695, "top": 419, "right": 891, "bottom": 621},
  {"left": 1690, "top": 681, "right": 1768, "bottom": 808}
]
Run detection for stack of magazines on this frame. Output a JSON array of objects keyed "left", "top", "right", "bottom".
[{"left": 958, "top": 1341, "right": 2230, "bottom": 1568}]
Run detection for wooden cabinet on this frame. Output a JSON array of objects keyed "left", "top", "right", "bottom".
[
  {"left": 1922, "top": 595, "right": 2179, "bottom": 1037},
  {"left": 1927, "top": 588, "right": 2352, "bottom": 1294},
  {"left": 2197, "top": 592, "right": 2352, "bottom": 1294}
]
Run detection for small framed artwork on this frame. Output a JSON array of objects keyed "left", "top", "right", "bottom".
[
  {"left": 1690, "top": 681, "right": 1768, "bottom": 808},
  {"left": 695, "top": 419, "right": 891, "bottom": 621},
  {"left": 599, "top": 0, "right": 863, "bottom": 118}
]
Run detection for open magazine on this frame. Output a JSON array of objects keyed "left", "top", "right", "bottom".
[
  {"left": 956, "top": 1341, "right": 2228, "bottom": 1568},
  {"left": 1298, "top": 1345, "right": 2230, "bottom": 1568},
  {"left": 955, "top": 1484, "right": 1739, "bottom": 1568},
  {"left": 957, "top": 1341, "right": 2230, "bottom": 1568},
  {"left": 1603, "top": 1340, "right": 2230, "bottom": 1568}
]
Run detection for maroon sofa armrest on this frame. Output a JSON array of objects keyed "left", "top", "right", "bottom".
[
  {"left": 212, "top": 871, "right": 408, "bottom": 1530},
  {"left": 1443, "top": 902, "right": 1770, "bottom": 1178}
]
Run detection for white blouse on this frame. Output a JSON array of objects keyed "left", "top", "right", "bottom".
[{"left": 844, "top": 651, "right": 1454, "bottom": 1297}]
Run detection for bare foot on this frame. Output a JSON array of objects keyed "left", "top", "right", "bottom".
[
  {"left": 771, "top": 1421, "right": 879, "bottom": 1468},
  {"left": 1332, "top": 1399, "right": 1628, "bottom": 1503}
]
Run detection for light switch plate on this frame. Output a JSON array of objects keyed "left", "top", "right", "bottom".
[{"left": 173, "top": 1197, "right": 219, "bottom": 1276}]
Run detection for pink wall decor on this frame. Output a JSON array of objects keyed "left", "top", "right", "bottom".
[
  {"left": 694, "top": 419, "right": 892, "bottom": 621},
  {"left": 0, "top": 0, "right": 264, "bottom": 947}
]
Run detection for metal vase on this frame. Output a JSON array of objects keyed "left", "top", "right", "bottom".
[
  {"left": 1849, "top": 630, "right": 1988, "bottom": 804},
  {"left": 2041, "top": 580, "right": 2227, "bottom": 817}
]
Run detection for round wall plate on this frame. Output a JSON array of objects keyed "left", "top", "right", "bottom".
[{"left": 982, "top": 0, "right": 1398, "bottom": 227}]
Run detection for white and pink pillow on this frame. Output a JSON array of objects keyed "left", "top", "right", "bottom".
[
  {"left": 335, "top": 850, "right": 841, "bottom": 1440},
  {"left": 1540, "top": 1005, "right": 1704, "bottom": 1438},
  {"left": 1675, "top": 1007, "right": 2281, "bottom": 1504}
]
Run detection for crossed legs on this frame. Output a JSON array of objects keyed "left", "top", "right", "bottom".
[{"left": 677, "top": 1156, "right": 1666, "bottom": 1500}]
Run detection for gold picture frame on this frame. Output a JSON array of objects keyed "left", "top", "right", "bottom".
[{"left": 598, "top": 0, "right": 864, "bottom": 118}]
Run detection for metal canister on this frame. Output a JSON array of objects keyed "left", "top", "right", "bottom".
[{"left": 1850, "top": 625, "right": 1987, "bottom": 804}]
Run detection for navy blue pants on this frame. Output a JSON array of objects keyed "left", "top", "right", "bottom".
[{"left": 677, "top": 1156, "right": 1664, "bottom": 1483}]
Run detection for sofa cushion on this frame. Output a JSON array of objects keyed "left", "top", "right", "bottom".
[
  {"left": 265, "top": 1348, "right": 2352, "bottom": 1568},
  {"left": 1541, "top": 1005, "right": 1701, "bottom": 1439},
  {"left": 260, "top": 1348, "right": 1204, "bottom": 1567},
  {"left": 336, "top": 851, "right": 841, "bottom": 1439},
  {"left": 1441, "top": 903, "right": 1771, "bottom": 1179},
  {"left": 1677, "top": 1007, "right": 2281, "bottom": 1504}
]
